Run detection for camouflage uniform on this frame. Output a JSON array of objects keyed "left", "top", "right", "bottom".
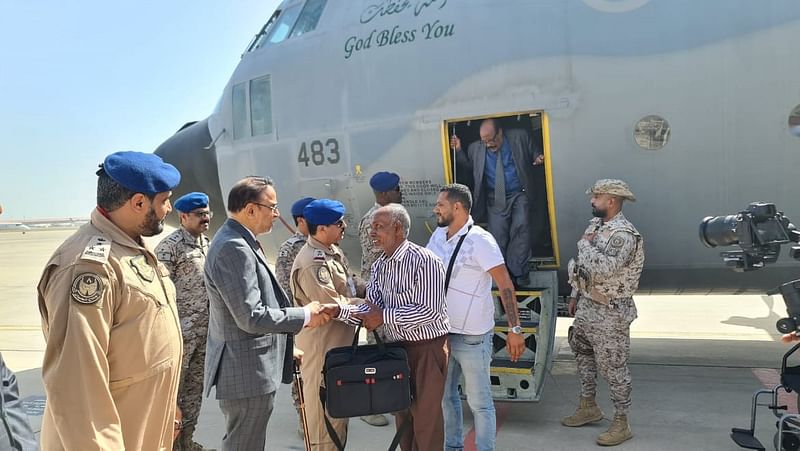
[
  {"left": 358, "top": 204, "right": 381, "bottom": 281},
  {"left": 568, "top": 212, "right": 644, "bottom": 416},
  {"left": 276, "top": 232, "right": 308, "bottom": 304},
  {"left": 275, "top": 231, "right": 307, "bottom": 430},
  {"left": 155, "top": 227, "right": 209, "bottom": 450}
]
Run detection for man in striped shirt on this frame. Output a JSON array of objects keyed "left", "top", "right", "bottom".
[{"left": 333, "top": 203, "right": 450, "bottom": 451}]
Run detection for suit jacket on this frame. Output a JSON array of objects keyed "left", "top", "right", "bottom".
[
  {"left": 456, "top": 128, "right": 542, "bottom": 223},
  {"left": 204, "top": 218, "right": 306, "bottom": 400},
  {"left": 0, "top": 353, "right": 37, "bottom": 451}
]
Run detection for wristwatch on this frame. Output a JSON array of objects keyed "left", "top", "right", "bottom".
[{"left": 509, "top": 325, "right": 522, "bottom": 335}]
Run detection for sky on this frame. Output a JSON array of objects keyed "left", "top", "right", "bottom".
[{"left": 0, "top": 0, "right": 282, "bottom": 220}]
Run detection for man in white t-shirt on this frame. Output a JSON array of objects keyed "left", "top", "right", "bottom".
[{"left": 426, "top": 183, "right": 525, "bottom": 451}]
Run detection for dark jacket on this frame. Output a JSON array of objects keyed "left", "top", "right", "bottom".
[
  {"left": 204, "top": 219, "right": 307, "bottom": 400},
  {"left": 456, "top": 128, "right": 542, "bottom": 223},
  {"left": 0, "top": 353, "right": 37, "bottom": 451}
]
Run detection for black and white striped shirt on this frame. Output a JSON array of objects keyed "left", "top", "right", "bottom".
[{"left": 337, "top": 240, "right": 450, "bottom": 342}]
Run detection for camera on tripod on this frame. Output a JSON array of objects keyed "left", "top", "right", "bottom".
[
  {"left": 700, "top": 202, "right": 800, "bottom": 333},
  {"left": 701, "top": 203, "right": 800, "bottom": 450}
]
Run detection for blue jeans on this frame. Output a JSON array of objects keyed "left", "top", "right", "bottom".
[{"left": 443, "top": 332, "right": 496, "bottom": 451}]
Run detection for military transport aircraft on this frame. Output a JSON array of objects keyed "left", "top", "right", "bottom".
[{"left": 154, "top": 0, "right": 800, "bottom": 401}]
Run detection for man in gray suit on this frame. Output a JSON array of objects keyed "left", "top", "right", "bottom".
[
  {"left": 452, "top": 118, "right": 544, "bottom": 286},
  {"left": 204, "top": 176, "right": 333, "bottom": 451}
]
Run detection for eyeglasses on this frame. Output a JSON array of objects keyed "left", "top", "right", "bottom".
[
  {"left": 253, "top": 202, "right": 279, "bottom": 212},
  {"left": 335, "top": 219, "right": 346, "bottom": 229},
  {"left": 190, "top": 211, "right": 214, "bottom": 219}
]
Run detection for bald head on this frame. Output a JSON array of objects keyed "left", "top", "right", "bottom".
[{"left": 480, "top": 118, "right": 502, "bottom": 150}]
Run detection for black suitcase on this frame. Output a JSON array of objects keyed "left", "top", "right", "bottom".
[{"left": 320, "top": 326, "right": 411, "bottom": 450}]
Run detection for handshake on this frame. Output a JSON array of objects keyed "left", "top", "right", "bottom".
[{"left": 305, "top": 302, "right": 341, "bottom": 328}]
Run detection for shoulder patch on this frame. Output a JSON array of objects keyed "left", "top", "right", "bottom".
[
  {"left": 71, "top": 272, "right": 105, "bottom": 304},
  {"left": 605, "top": 232, "right": 631, "bottom": 257},
  {"left": 129, "top": 255, "right": 156, "bottom": 282},
  {"left": 313, "top": 249, "right": 326, "bottom": 262},
  {"left": 317, "top": 266, "right": 332, "bottom": 284},
  {"left": 80, "top": 236, "right": 111, "bottom": 264},
  {"left": 165, "top": 232, "right": 182, "bottom": 244}
]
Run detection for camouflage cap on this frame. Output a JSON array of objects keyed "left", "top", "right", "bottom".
[{"left": 586, "top": 179, "right": 636, "bottom": 202}]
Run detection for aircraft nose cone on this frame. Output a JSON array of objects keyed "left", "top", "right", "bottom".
[{"left": 154, "top": 119, "right": 225, "bottom": 232}]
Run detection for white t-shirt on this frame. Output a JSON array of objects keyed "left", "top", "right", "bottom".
[{"left": 426, "top": 217, "right": 505, "bottom": 335}]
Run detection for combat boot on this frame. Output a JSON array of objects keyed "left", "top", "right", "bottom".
[
  {"left": 561, "top": 396, "right": 604, "bottom": 427},
  {"left": 596, "top": 414, "right": 633, "bottom": 446},
  {"left": 175, "top": 425, "right": 216, "bottom": 451}
]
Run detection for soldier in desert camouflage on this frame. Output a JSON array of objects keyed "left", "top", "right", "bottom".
[
  {"left": 155, "top": 192, "right": 213, "bottom": 451},
  {"left": 561, "top": 179, "right": 645, "bottom": 447}
]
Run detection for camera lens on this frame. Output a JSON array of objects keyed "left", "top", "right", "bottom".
[{"left": 699, "top": 215, "right": 741, "bottom": 247}]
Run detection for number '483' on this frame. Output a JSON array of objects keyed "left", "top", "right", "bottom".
[{"left": 298, "top": 139, "right": 340, "bottom": 167}]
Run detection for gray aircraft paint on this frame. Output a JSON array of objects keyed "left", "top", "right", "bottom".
[{"left": 156, "top": 0, "right": 800, "bottom": 293}]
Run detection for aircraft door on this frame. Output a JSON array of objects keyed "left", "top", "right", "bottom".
[
  {"left": 442, "top": 111, "right": 560, "bottom": 402},
  {"left": 444, "top": 112, "right": 558, "bottom": 266}
]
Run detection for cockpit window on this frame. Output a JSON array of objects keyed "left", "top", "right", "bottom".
[
  {"left": 232, "top": 82, "right": 248, "bottom": 140},
  {"left": 247, "top": 10, "right": 280, "bottom": 52},
  {"left": 246, "top": 0, "right": 327, "bottom": 51},
  {"left": 250, "top": 76, "right": 273, "bottom": 136},
  {"left": 290, "top": 0, "right": 328, "bottom": 38},
  {"left": 267, "top": 4, "right": 303, "bottom": 44}
]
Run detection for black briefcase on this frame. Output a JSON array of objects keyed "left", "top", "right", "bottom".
[
  {"left": 322, "top": 326, "right": 411, "bottom": 418},
  {"left": 320, "top": 326, "right": 411, "bottom": 450}
]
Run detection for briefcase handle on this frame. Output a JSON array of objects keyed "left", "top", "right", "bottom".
[{"left": 350, "top": 324, "right": 387, "bottom": 359}]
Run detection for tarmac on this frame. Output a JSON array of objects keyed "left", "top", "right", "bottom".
[{"left": 1, "top": 228, "right": 798, "bottom": 450}]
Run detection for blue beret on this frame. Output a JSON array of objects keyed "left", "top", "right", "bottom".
[
  {"left": 174, "top": 192, "right": 209, "bottom": 213},
  {"left": 369, "top": 171, "right": 400, "bottom": 192},
  {"left": 303, "top": 199, "right": 345, "bottom": 226},
  {"left": 291, "top": 197, "right": 316, "bottom": 217},
  {"left": 102, "top": 151, "right": 181, "bottom": 195}
]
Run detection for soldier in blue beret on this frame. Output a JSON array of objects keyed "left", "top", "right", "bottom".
[
  {"left": 37, "top": 151, "right": 184, "bottom": 450},
  {"left": 357, "top": 172, "right": 402, "bottom": 426},
  {"left": 291, "top": 198, "right": 370, "bottom": 447},
  {"left": 276, "top": 195, "right": 317, "bottom": 438},
  {"left": 303, "top": 199, "right": 346, "bottom": 227},
  {"left": 369, "top": 171, "right": 401, "bottom": 193},
  {"left": 361, "top": 172, "right": 403, "bottom": 277},
  {"left": 155, "top": 191, "right": 213, "bottom": 450},
  {"left": 173, "top": 192, "right": 210, "bottom": 214},
  {"left": 291, "top": 196, "right": 316, "bottom": 217}
]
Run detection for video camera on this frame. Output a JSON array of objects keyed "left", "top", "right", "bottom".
[{"left": 699, "top": 202, "right": 800, "bottom": 333}]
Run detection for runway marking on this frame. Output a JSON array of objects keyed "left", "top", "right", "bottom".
[
  {"left": 0, "top": 325, "right": 41, "bottom": 331},
  {"left": 464, "top": 402, "right": 512, "bottom": 451},
  {"left": 752, "top": 368, "right": 798, "bottom": 414}
]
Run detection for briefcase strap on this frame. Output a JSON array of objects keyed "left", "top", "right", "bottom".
[
  {"left": 319, "top": 388, "right": 409, "bottom": 451},
  {"left": 349, "top": 325, "right": 386, "bottom": 359},
  {"left": 444, "top": 225, "right": 471, "bottom": 292}
]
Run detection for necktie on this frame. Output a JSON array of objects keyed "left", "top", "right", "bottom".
[{"left": 494, "top": 145, "right": 506, "bottom": 210}]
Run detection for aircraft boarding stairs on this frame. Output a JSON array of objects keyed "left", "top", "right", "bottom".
[
  {"left": 732, "top": 342, "right": 800, "bottom": 450},
  {"left": 457, "top": 269, "right": 558, "bottom": 402}
]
